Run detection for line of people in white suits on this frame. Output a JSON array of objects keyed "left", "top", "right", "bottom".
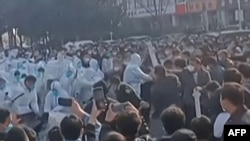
[
  {"left": 0, "top": 49, "right": 106, "bottom": 117},
  {"left": 0, "top": 49, "right": 152, "bottom": 120}
]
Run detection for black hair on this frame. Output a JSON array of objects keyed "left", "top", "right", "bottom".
[
  {"left": 223, "top": 68, "right": 242, "bottom": 83},
  {"left": 38, "top": 67, "right": 45, "bottom": 72},
  {"left": 191, "top": 115, "right": 213, "bottom": 140},
  {"left": 115, "top": 111, "right": 142, "bottom": 138},
  {"left": 21, "top": 74, "right": 27, "bottom": 79},
  {"left": 21, "top": 125, "right": 37, "bottom": 141},
  {"left": 154, "top": 65, "right": 166, "bottom": 78},
  {"left": 110, "top": 75, "right": 121, "bottom": 85},
  {"left": 238, "top": 64, "right": 250, "bottom": 79},
  {"left": 60, "top": 115, "right": 83, "bottom": 140},
  {"left": 24, "top": 75, "right": 37, "bottom": 83},
  {"left": 206, "top": 57, "right": 217, "bottom": 66},
  {"left": 103, "top": 131, "right": 126, "bottom": 141},
  {"left": 14, "top": 70, "right": 20, "bottom": 76},
  {"left": 205, "top": 81, "right": 221, "bottom": 92},
  {"left": 0, "top": 108, "right": 10, "bottom": 124},
  {"left": 48, "top": 126, "right": 63, "bottom": 141},
  {"left": 174, "top": 58, "right": 187, "bottom": 69},
  {"left": 4, "top": 127, "right": 29, "bottom": 141},
  {"left": 190, "top": 57, "right": 201, "bottom": 65},
  {"left": 161, "top": 106, "right": 186, "bottom": 135},
  {"left": 182, "top": 51, "right": 191, "bottom": 57},
  {"left": 171, "top": 128, "right": 197, "bottom": 141},
  {"left": 163, "top": 59, "right": 173, "bottom": 68},
  {"left": 220, "top": 82, "right": 245, "bottom": 106}
]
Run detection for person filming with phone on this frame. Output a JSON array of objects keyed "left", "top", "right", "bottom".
[{"left": 44, "top": 81, "right": 71, "bottom": 113}]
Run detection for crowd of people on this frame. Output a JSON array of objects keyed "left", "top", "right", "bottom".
[{"left": 0, "top": 32, "right": 250, "bottom": 141}]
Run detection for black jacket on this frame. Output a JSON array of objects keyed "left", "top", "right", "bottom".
[{"left": 81, "top": 124, "right": 96, "bottom": 141}]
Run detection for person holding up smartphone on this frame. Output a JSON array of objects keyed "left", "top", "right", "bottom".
[
  {"left": 70, "top": 99, "right": 102, "bottom": 141},
  {"left": 44, "top": 81, "right": 71, "bottom": 113}
]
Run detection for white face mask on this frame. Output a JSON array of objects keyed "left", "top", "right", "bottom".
[
  {"left": 83, "top": 58, "right": 90, "bottom": 62},
  {"left": 187, "top": 65, "right": 195, "bottom": 72},
  {"left": 206, "top": 66, "right": 210, "bottom": 70},
  {"left": 114, "top": 67, "right": 120, "bottom": 71},
  {"left": 247, "top": 58, "right": 250, "bottom": 63}
]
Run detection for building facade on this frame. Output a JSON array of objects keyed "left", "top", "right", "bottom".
[{"left": 120, "top": 0, "right": 250, "bottom": 33}]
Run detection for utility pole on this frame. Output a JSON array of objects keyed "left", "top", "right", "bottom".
[
  {"left": 237, "top": 0, "right": 243, "bottom": 30},
  {"left": 202, "top": 2, "right": 209, "bottom": 32}
]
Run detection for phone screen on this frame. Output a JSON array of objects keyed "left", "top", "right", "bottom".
[
  {"left": 93, "top": 87, "right": 107, "bottom": 110},
  {"left": 111, "top": 103, "right": 126, "bottom": 113},
  {"left": 58, "top": 98, "right": 72, "bottom": 107},
  {"left": 41, "top": 113, "right": 49, "bottom": 124}
]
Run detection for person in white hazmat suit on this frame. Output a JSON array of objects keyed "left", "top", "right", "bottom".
[
  {"left": 73, "top": 55, "right": 83, "bottom": 70},
  {"left": 6, "top": 49, "right": 19, "bottom": 71},
  {"left": 35, "top": 62, "right": 47, "bottom": 112},
  {"left": 72, "top": 68, "right": 102, "bottom": 107},
  {"left": 10, "top": 75, "right": 39, "bottom": 115},
  {"left": 59, "top": 63, "right": 76, "bottom": 96},
  {"left": 89, "top": 58, "right": 104, "bottom": 82},
  {"left": 16, "top": 58, "right": 29, "bottom": 77},
  {"left": 44, "top": 81, "right": 71, "bottom": 113},
  {"left": 8, "top": 69, "right": 23, "bottom": 89},
  {"left": 102, "top": 54, "right": 113, "bottom": 75},
  {"left": 0, "top": 52, "right": 7, "bottom": 72},
  {"left": 0, "top": 78, "right": 12, "bottom": 109},
  {"left": 123, "top": 53, "right": 152, "bottom": 97}
]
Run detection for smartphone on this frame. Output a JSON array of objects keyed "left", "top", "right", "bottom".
[
  {"left": 41, "top": 113, "right": 49, "bottom": 124},
  {"left": 111, "top": 103, "right": 127, "bottom": 113},
  {"left": 93, "top": 87, "right": 107, "bottom": 110},
  {"left": 58, "top": 98, "right": 72, "bottom": 107}
]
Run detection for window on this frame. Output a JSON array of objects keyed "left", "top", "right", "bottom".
[
  {"left": 147, "top": 0, "right": 150, "bottom": 7},
  {"left": 195, "top": 3, "right": 200, "bottom": 9},
  {"left": 128, "top": 0, "right": 131, "bottom": 10},
  {"left": 189, "top": 4, "right": 194, "bottom": 11},
  {"left": 149, "top": 0, "right": 154, "bottom": 7},
  {"left": 162, "top": 0, "right": 166, "bottom": 5},
  {"left": 134, "top": 0, "right": 137, "bottom": 8},
  {"left": 176, "top": 0, "right": 185, "bottom": 3}
]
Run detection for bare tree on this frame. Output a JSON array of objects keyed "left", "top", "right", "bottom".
[{"left": 134, "top": 0, "right": 171, "bottom": 33}]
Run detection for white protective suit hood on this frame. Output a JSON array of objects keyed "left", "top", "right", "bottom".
[
  {"left": 66, "top": 63, "right": 76, "bottom": 76},
  {"left": 9, "top": 49, "right": 18, "bottom": 59},
  {"left": 44, "top": 81, "right": 70, "bottom": 113},
  {"left": 8, "top": 69, "right": 23, "bottom": 85},
  {"left": 89, "top": 59, "right": 99, "bottom": 70},
  {"left": 128, "top": 53, "right": 142, "bottom": 67},
  {"left": 50, "top": 81, "right": 70, "bottom": 97},
  {"left": 59, "top": 63, "right": 76, "bottom": 96},
  {"left": 0, "top": 52, "right": 6, "bottom": 64},
  {"left": 51, "top": 81, "right": 62, "bottom": 91},
  {"left": 89, "top": 58, "right": 104, "bottom": 80},
  {"left": 73, "top": 56, "right": 82, "bottom": 70},
  {"left": 72, "top": 68, "right": 98, "bottom": 104}
]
